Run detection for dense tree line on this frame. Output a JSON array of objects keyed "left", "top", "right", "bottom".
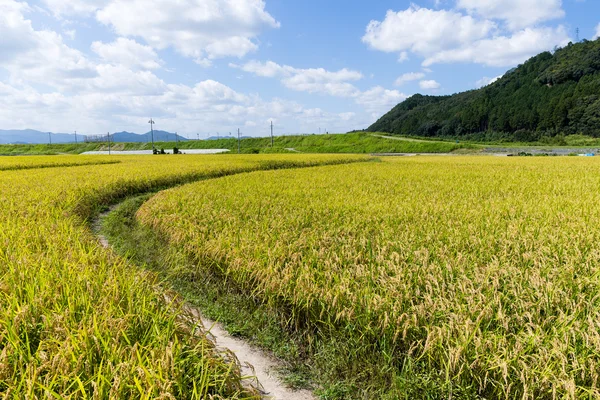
[{"left": 369, "top": 38, "right": 600, "bottom": 142}]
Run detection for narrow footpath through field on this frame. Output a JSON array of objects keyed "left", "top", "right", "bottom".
[{"left": 95, "top": 207, "right": 315, "bottom": 400}]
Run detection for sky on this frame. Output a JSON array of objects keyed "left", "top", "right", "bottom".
[{"left": 0, "top": 0, "right": 598, "bottom": 138}]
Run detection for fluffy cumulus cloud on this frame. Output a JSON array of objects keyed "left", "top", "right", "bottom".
[
  {"left": 355, "top": 86, "right": 407, "bottom": 117},
  {"left": 41, "top": 0, "right": 108, "bottom": 17},
  {"left": 231, "top": 60, "right": 363, "bottom": 97},
  {"left": 95, "top": 0, "right": 280, "bottom": 64},
  {"left": 457, "top": 0, "right": 564, "bottom": 30},
  {"left": 41, "top": 0, "right": 279, "bottom": 65},
  {"left": 363, "top": 3, "right": 570, "bottom": 68},
  {"left": 394, "top": 72, "right": 425, "bottom": 86},
  {"left": 0, "top": 0, "right": 96, "bottom": 87},
  {"left": 362, "top": 6, "right": 495, "bottom": 55},
  {"left": 423, "top": 26, "right": 570, "bottom": 67},
  {"left": 594, "top": 23, "right": 600, "bottom": 40},
  {"left": 91, "top": 38, "right": 162, "bottom": 70},
  {"left": 0, "top": 0, "right": 368, "bottom": 135},
  {"left": 232, "top": 60, "right": 408, "bottom": 115},
  {"left": 419, "top": 80, "right": 441, "bottom": 90}
]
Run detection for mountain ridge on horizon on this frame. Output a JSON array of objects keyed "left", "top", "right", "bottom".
[
  {"left": 0, "top": 129, "right": 190, "bottom": 144},
  {"left": 369, "top": 38, "right": 600, "bottom": 142}
]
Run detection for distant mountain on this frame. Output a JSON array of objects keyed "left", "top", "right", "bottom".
[
  {"left": 110, "top": 131, "right": 146, "bottom": 143},
  {"left": 0, "top": 129, "right": 77, "bottom": 144},
  {"left": 0, "top": 129, "right": 189, "bottom": 144},
  {"left": 110, "top": 130, "right": 188, "bottom": 143},
  {"left": 369, "top": 38, "right": 600, "bottom": 142}
]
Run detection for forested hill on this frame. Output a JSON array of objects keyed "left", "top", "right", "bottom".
[{"left": 369, "top": 38, "right": 600, "bottom": 142}]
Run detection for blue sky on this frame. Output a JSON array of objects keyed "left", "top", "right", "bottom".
[{"left": 0, "top": 0, "right": 598, "bottom": 137}]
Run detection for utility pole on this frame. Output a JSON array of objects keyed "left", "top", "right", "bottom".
[
  {"left": 237, "top": 128, "right": 241, "bottom": 154},
  {"left": 48, "top": 132, "right": 51, "bottom": 145},
  {"left": 175, "top": 131, "right": 179, "bottom": 146},
  {"left": 74, "top": 130, "right": 77, "bottom": 144},
  {"left": 576, "top": 27, "right": 580, "bottom": 43},
  {"left": 197, "top": 133, "right": 200, "bottom": 141},
  {"left": 107, "top": 132, "right": 111, "bottom": 155},
  {"left": 270, "top": 120, "right": 274, "bottom": 147},
  {"left": 148, "top": 118, "right": 155, "bottom": 151}
]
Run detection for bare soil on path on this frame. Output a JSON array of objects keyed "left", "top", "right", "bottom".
[{"left": 94, "top": 208, "right": 315, "bottom": 400}]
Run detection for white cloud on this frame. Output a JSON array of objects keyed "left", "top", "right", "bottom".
[
  {"left": 0, "top": 0, "right": 347, "bottom": 136},
  {"left": 0, "top": 0, "right": 96, "bottom": 87},
  {"left": 419, "top": 80, "right": 441, "bottom": 90},
  {"left": 0, "top": 0, "right": 384, "bottom": 136},
  {"left": 283, "top": 70, "right": 361, "bottom": 97},
  {"left": 232, "top": 61, "right": 408, "bottom": 119},
  {"left": 362, "top": 5, "right": 570, "bottom": 69},
  {"left": 232, "top": 60, "right": 294, "bottom": 78},
  {"left": 92, "top": 38, "right": 162, "bottom": 70},
  {"left": 394, "top": 72, "right": 425, "bottom": 86},
  {"left": 0, "top": 74, "right": 355, "bottom": 136},
  {"left": 457, "top": 0, "right": 564, "bottom": 30},
  {"left": 231, "top": 61, "right": 363, "bottom": 97},
  {"left": 423, "top": 26, "right": 570, "bottom": 67},
  {"left": 476, "top": 75, "right": 502, "bottom": 88},
  {"left": 594, "top": 23, "right": 600, "bottom": 40},
  {"left": 63, "top": 29, "right": 76, "bottom": 40},
  {"left": 398, "top": 51, "right": 409, "bottom": 63},
  {"left": 88, "top": 65, "right": 167, "bottom": 95},
  {"left": 96, "top": 0, "right": 279, "bottom": 62},
  {"left": 41, "top": 0, "right": 107, "bottom": 17},
  {"left": 362, "top": 6, "right": 495, "bottom": 55},
  {"left": 339, "top": 112, "right": 356, "bottom": 121},
  {"left": 355, "top": 86, "right": 407, "bottom": 116}
]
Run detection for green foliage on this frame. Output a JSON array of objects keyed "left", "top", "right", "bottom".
[
  {"left": 0, "top": 132, "right": 474, "bottom": 155},
  {"left": 369, "top": 38, "right": 600, "bottom": 141},
  {"left": 0, "top": 142, "right": 102, "bottom": 155},
  {"left": 119, "top": 132, "right": 471, "bottom": 154}
]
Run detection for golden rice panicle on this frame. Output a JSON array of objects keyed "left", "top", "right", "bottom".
[{"left": 139, "top": 156, "right": 600, "bottom": 399}]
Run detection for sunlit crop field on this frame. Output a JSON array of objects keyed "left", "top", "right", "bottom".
[
  {"left": 0, "top": 153, "right": 366, "bottom": 398},
  {"left": 139, "top": 156, "right": 600, "bottom": 399},
  {"left": 0, "top": 155, "right": 119, "bottom": 171}
]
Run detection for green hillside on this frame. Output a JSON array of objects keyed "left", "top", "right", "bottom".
[
  {"left": 369, "top": 38, "right": 600, "bottom": 142},
  {"left": 0, "top": 132, "right": 474, "bottom": 155}
]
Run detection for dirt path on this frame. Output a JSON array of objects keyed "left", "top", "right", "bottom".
[
  {"left": 370, "top": 133, "right": 439, "bottom": 143},
  {"left": 95, "top": 209, "right": 315, "bottom": 400}
]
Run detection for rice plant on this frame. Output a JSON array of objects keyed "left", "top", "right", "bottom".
[
  {"left": 138, "top": 156, "right": 600, "bottom": 399},
  {"left": 0, "top": 153, "right": 366, "bottom": 398}
]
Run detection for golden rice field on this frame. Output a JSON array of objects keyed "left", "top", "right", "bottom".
[
  {"left": 138, "top": 156, "right": 600, "bottom": 399},
  {"left": 0, "top": 155, "right": 119, "bottom": 171},
  {"left": 0, "top": 153, "right": 366, "bottom": 398}
]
